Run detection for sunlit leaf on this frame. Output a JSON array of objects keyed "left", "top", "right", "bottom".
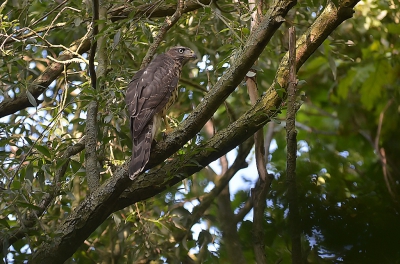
[{"left": 26, "top": 90, "right": 37, "bottom": 107}]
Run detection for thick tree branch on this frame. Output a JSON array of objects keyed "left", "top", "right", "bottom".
[
  {"left": 30, "top": 1, "right": 359, "bottom": 262},
  {"left": 286, "top": 26, "right": 302, "bottom": 264},
  {"left": 85, "top": 101, "right": 100, "bottom": 192},
  {"left": 85, "top": 0, "right": 100, "bottom": 192},
  {"left": 86, "top": 3, "right": 109, "bottom": 193},
  {"left": 108, "top": 0, "right": 212, "bottom": 22}
]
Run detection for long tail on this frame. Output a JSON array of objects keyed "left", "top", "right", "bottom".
[{"left": 129, "top": 121, "right": 153, "bottom": 180}]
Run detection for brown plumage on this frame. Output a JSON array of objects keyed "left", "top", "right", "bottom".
[{"left": 125, "top": 46, "right": 197, "bottom": 180}]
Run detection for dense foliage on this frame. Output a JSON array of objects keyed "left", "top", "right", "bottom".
[{"left": 1, "top": 0, "right": 399, "bottom": 263}]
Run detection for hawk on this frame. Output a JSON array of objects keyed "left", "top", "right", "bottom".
[{"left": 126, "top": 46, "right": 197, "bottom": 180}]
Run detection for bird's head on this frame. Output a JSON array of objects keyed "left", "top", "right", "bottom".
[{"left": 167, "top": 46, "right": 197, "bottom": 64}]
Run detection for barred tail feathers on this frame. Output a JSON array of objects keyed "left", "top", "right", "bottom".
[{"left": 129, "top": 121, "right": 153, "bottom": 180}]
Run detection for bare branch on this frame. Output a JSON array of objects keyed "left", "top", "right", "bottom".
[
  {"left": 140, "top": 0, "right": 185, "bottom": 69},
  {"left": 89, "top": 0, "right": 99, "bottom": 90},
  {"left": 86, "top": 2, "right": 109, "bottom": 192},
  {"left": 108, "top": 0, "right": 212, "bottom": 22},
  {"left": 234, "top": 198, "right": 253, "bottom": 224},
  {"left": 85, "top": 101, "right": 100, "bottom": 192},
  {"left": 286, "top": 26, "right": 302, "bottom": 264}
]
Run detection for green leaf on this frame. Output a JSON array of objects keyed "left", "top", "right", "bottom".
[
  {"left": 0, "top": 218, "right": 10, "bottom": 229},
  {"left": 26, "top": 90, "right": 37, "bottom": 107},
  {"left": 360, "top": 61, "right": 394, "bottom": 110},
  {"left": 24, "top": 137, "right": 33, "bottom": 145},
  {"left": 328, "top": 54, "right": 337, "bottom": 80},
  {"left": 337, "top": 68, "right": 356, "bottom": 99},
  {"left": 26, "top": 163, "right": 34, "bottom": 182},
  {"left": 35, "top": 145, "right": 51, "bottom": 159},
  {"left": 104, "top": 114, "right": 113, "bottom": 123},
  {"left": 11, "top": 180, "right": 21, "bottom": 189},
  {"left": 16, "top": 202, "right": 42, "bottom": 211},
  {"left": 387, "top": 23, "right": 400, "bottom": 34},
  {"left": 55, "top": 158, "right": 69, "bottom": 170},
  {"left": 70, "top": 160, "right": 82, "bottom": 174},
  {"left": 113, "top": 29, "right": 121, "bottom": 48}
]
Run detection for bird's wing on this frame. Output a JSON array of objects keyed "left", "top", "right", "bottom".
[
  {"left": 125, "top": 54, "right": 180, "bottom": 179},
  {"left": 125, "top": 54, "right": 179, "bottom": 138}
]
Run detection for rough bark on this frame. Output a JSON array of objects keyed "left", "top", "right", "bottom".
[
  {"left": 108, "top": 0, "right": 213, "bottom": 22},
  {"left": 286, "top": 26, "right": 302, "bottom": 264}
]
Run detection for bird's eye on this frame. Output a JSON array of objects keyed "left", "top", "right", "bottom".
[{"left": 178, "top": 48, "right": 185, "bottom": 54}]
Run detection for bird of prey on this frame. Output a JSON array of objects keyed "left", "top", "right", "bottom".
[{"left": 125, "top": 46, "right": 197, "bottom": 180}]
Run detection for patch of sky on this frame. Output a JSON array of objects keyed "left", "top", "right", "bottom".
[
  {"left": 175, "top": 190, "right": 185, "bottom": 201},
  {"left": 204, "top": 181, "right": 215, "bottom": 193},
  {"left": 298, "top": 140, "right": 309, "bottom": 152},
  {"left": 339, "top": 150, "right": 349, "bottom": 158},
  {"left": 80, "top": 53, "right": 88, "bottom": 70},
  {"left": 45, "top": 88, "right": 53, "bottom": 98},
  {"left": 197, "top": 55, "right": 213, "bottom": 72},
  {"left": 183, "top": 199, "right": 200, "bottom": 213}
]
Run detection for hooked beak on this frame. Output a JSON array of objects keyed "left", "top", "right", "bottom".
[{"left": 189, "top": 50, "right": 197, "bottom": 60}]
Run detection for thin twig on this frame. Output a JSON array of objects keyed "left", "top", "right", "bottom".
[
  {"left": 30, "top": 0, "right": 70, "bottom": 28},
  {"left": 89, "top": 0, "right": 99, "bottom": 90},
  {"left": 140, "top": 0, "right": 185, "bottom": 69}
]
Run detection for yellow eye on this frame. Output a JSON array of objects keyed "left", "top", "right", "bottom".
[{"left": 178, "top": 48, "right": 185, "bottom": 54}]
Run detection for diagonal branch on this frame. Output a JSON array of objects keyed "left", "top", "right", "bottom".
[{"left": 108, "top": 0, "right": 212, "bottom": 22}]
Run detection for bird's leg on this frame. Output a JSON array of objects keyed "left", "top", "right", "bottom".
[{"left": 163, "top": 115, "right": 173, "bottom": 133}]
